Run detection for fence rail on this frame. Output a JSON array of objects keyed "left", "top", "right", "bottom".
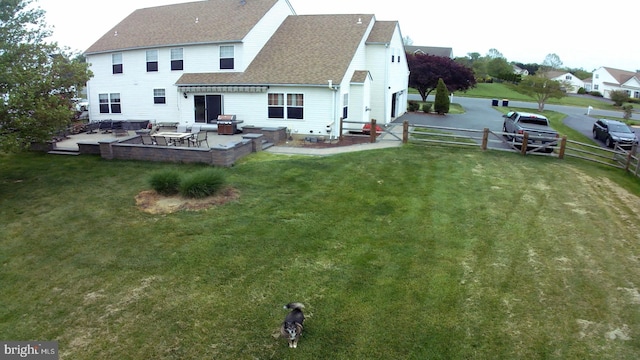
[
  {"left": 336, "top": 118, "right": 639, "bottom": 178},
  {"left": 400, "top": 120, "right": 640, "bottom": 179}
]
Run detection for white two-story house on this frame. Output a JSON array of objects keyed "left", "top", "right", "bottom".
[
  {"left": 84, "top": 0, "right": 409, "bottom": 138},
  {"left": 591, "top": 67, "right": 640, "bottom": 99}
]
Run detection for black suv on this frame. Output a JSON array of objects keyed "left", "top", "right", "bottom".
[{"left": 592, "top": 119, "right": 638, "bottom": 149}]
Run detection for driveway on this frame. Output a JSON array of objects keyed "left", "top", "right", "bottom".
[{"left": 396, "top": 95, "right": 637, "bottom": 150}]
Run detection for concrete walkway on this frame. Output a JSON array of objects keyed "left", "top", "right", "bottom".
[{"left": 266, "top": 124, "right": 404, "bottom": 156}]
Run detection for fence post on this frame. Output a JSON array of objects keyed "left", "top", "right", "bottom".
[
  {"left": 520, "top": 132, "right": 529, "bottom": 155},
  {"left": 558, "top": 136, "right": 567, "bottom": 159},
  {"left": 625, "top": 150, "right": 633, "bottom": 172},
  {"left": 481, "top": 128, "right": 489, "bottom": 150},
  {"left": 339, "top": 117, "right": 344, "bottom": 141},
  {"left": 403, "top": 120, "right": 409, "bottom": 144},
  {"left": 370, "top": 119, "right": 376, "bottom": 143}
]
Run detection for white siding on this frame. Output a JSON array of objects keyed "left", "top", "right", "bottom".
[{"left": 364, "top": 23, "right": 409, "bottom": 124}]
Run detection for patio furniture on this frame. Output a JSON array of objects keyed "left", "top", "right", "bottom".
[
  {"left": 152, "top": 132, "right": 192, "bottom": 146},
  {"left": 99, "top": 120, "right": 113, "bottom": 133},
  {"left": 188, "top": 131, "right": 209, "bottom": 148},
  {"left": 86, "top": 122, "right": 99, "bottom": 134},
  {"left": 141, "top": 134, "right": 155, "bottom": 145},
  {"left": 154, "top": 136, "right": 170, "bottom": 146}
]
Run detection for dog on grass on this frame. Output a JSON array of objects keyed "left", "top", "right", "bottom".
[{"left": 280, "top": 302, "right": 305, "bottom": 348}]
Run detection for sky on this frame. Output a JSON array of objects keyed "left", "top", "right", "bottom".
[{"left": 36, "top": 0, "right": 639, "bottom": 72}]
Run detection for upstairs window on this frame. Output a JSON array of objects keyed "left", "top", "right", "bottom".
[
  {"left": 268, "top": 93, "right": 284, "bottom": 118},
  {"left": 99, "top": 93, "right": 121, "bottom": 113},
  {"left": 220, "top": 45, "right": 234, "bottom": 70},
  {"left": 146, "top": 50, "right": 158, "bottom": 72},
  {"left": 112, "top": 53, "right": 123, "bottom": 74},
  {"left": 171, "top": 48, "right": 183, "bottom": 71},
  {"left": 153, "top": 89, "right": 166, "bottom": 104}
]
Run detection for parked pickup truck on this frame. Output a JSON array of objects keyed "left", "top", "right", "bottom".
[{"left": 502, "top": 111, "right": 559, "bottom": 152}]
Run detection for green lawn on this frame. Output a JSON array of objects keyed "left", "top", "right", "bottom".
[
  {"left": 2, "top": 148, "right": 640, "bottom": 359},
  {"left": 452, "top": 83, "right": 630, "bottom": 112}
]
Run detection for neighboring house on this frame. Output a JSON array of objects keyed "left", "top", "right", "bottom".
[
  {"left": 84, "top": 0, "right": 409, "bottom": 137},
  {"left": 583, "top": 77, "right": 592, "bottom": 92},
  {"left": 591, "top": 67, "right": 640, "bottom": 99},
  {"left": 540, "top": 70, "right": 584, "bottom": 93},
  {"left": 404, "top": 45, "right": 453, "bottom": 58},
  {"left": 512, "top": 65, "right": 529, "bottom": 76}
]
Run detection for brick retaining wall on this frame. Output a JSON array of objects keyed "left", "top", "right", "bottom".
[{"left": 96, "top": 135, "right": 259, "bottom": 167}]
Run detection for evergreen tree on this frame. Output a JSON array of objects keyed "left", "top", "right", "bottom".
[{"left": 434, "top": 78, "right": 450, "bottom": 115}]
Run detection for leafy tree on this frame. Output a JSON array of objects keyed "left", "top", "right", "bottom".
[
  {"left": 487, "top": 48, "right": 504, "bottom": 59},
  {"left": 541, "top": 53, "right": 563, "bottom": 70},
  {"left": 0, "top": 0, "right": 91, "bottom": 152},
  {"left": 507, "top": 75, "right": 566, "bottom": 111},
  {"left": 565, "top": 67, "right": 592, "bottom": 81},
  {"left": 407, "top": 54, "right": 476, "bottom": 101},
  {"left": 609, "top": 90, "right": 630, "bottom": 107},
  {"left": 486, "top": 57, "right": 513, "bottom": 80},
  {"left": 434, "top": 78, "right": 450, "bottom": 115}
]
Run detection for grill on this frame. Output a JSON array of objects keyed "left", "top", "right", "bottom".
[{"left": 216, "top": 115, "right": 242, "bottom": 135}]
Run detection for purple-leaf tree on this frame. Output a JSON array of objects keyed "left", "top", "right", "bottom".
[{"left": 407, "top": 54, "right": 476, "bottom": 101}]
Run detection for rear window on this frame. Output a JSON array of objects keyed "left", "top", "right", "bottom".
[
  {"left": 609, "top": 123, "right": 632, "bottom": 133},
  {"left": 519, "top": 116, "right": 548, "bottom": 126}
]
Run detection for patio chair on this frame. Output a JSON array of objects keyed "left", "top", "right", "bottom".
[
  {"left": 188, "top": 131, "right": 209, "bottom": 148},
  {"left": 155, "top": 136, "right": 170, "bottom": 146},
  {"left": 141, "top": 134, "right": 155, "bottom": 145},
  {"left": 177, "top": 124, "right": 187, "bottom": 133}
]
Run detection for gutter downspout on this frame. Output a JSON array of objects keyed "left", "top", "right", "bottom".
[{"left": 329, "top": 80, "right": 338, "bottom": 139}]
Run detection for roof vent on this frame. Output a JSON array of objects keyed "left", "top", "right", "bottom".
[
  {"left": 195, "top": 17, "right": 199, "bottom": 23},
  {"left": 114, "top": 31, "right": 118, "bottom": 37},
  {"left": 357, "top": 17, "right": 362, "bottom": 25}
]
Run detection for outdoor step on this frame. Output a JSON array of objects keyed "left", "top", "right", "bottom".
[
  {"left": 262, "top": 142, "right": 274, "bottom": 150},
  {"left": 48, "top": 150, "right": 80, "bottom": 156}
]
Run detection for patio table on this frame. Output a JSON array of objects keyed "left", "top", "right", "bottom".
[{"left": 152, "top": 132, "right": 193, "bottom": 146}]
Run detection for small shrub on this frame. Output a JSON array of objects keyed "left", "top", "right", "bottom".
[
  {"left": 589, "top": 91, "right": 603, "bottom": 97},
  {"left": 407, "top": 101, "right": 420, "bottom": 112},
  {"left": 610, "top": 90, "right": 630, "bottom": 106},
  {"left": 149, "top": 170, "right": 181, "bottom": 195},
  {"left": 422, "top": 103, "right": 432, "bottom": 113},
  {"left": 434, "top": 78, "right": 450, "bottom": 115},
  {"left": 179, "top": 169, "right": 226, "bottom": 198},
  {"left": 577, "top": 87, "right": 586, "bottom": 94}
]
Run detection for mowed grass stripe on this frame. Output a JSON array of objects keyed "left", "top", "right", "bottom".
[{"left": 1, "top": 146, "right": 639, "bottom": 359}]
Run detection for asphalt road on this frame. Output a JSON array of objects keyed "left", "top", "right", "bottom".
[{"left": 397, "top": 95, "right": 637, "bottom": 151}]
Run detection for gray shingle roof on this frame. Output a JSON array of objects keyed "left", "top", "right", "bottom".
[
  {"left": 85, "top": 0, "right": 280, "bottom": 54},
  {"left": 176, "top": 14, "right": 376, "bottom": 86},
  {"left": 404, "top": 45, "right": 453, "bottom": 58}
]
